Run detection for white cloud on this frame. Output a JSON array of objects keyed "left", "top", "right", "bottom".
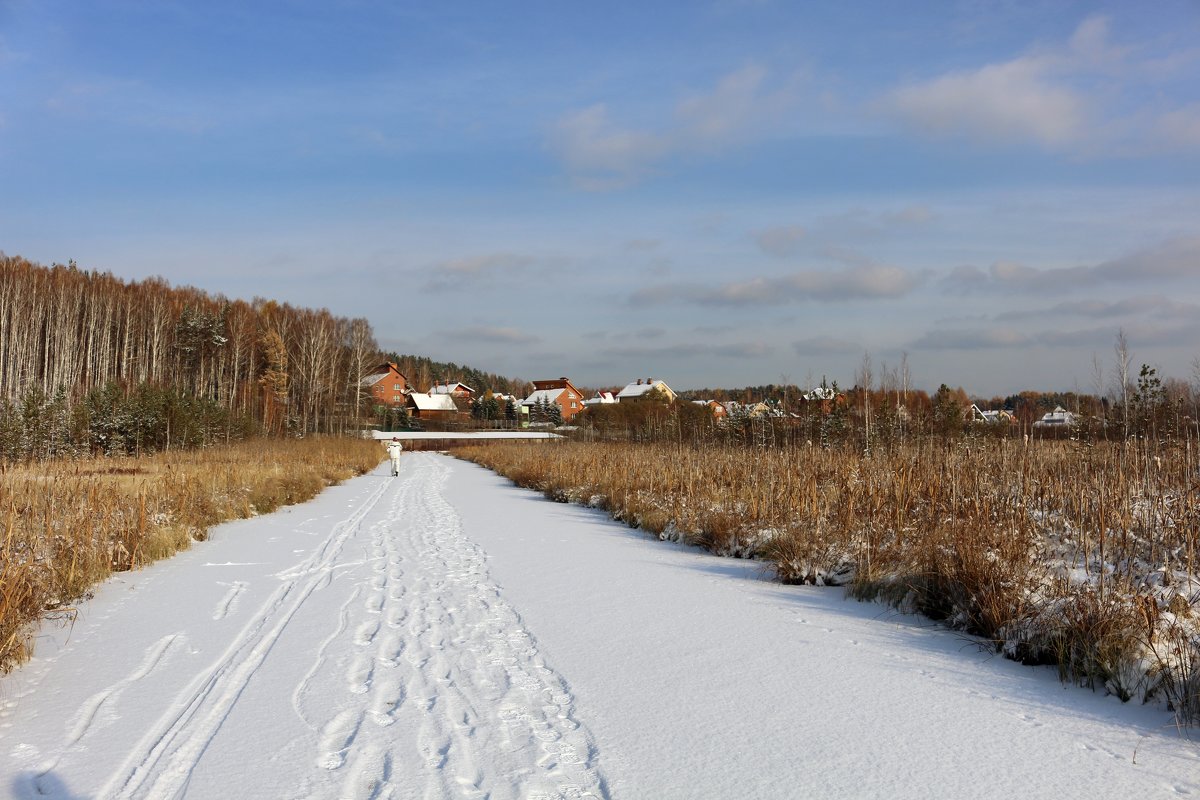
[
  {"left": 754, "top": 224, "right": 806, "bottom": 257},
  {"left": 888, "top": 15, "right": 1200, "bottom": 153},
  {"left": 550, "top": 105, "right": 670, "bottom": 190},
  {"left": 674, "top": 64, "right": 782, "bottom": 148},
  {"left": 890, "top": 57, "right": 1087, "bottom": 148},
  {"left": 550, "top": 64, "right": 797, "bottom": 189}
]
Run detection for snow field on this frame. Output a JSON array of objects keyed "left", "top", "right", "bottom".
[{"left": 0, "top": 451, "right": 1198, "bottom": 799}]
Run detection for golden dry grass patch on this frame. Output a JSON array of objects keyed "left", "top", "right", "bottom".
[{"left": 0, "top": 437, "right": 383, "bottom": 672}]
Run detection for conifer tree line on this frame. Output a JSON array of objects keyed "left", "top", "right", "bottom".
[
  {"left": 0, "top": 255, "right": 380, "bottom": 458},
  {"left": 384, "top": 353, "right": 531, "bottom": 399}
]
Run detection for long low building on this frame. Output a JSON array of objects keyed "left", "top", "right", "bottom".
[{"left": 371, "top": 430, "right": 562, "bottom": 440}]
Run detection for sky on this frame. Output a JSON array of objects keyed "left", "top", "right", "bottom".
[{"left": 2, "top": 0, "right": 1199, "bottom": 397}]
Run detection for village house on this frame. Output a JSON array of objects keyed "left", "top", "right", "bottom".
[
  {"left": 360, "top": 362, "right": 409, "bottom": 407},
  {"left": 583, "top": 390, "right": 617, "bottom": 407},
  {"left": 405, "top": 391, "right": 460, "bottom": 421},
  {"left": 691, "top": 399, "right": 727, "bottom": 419},
  {"left": 799, "top": 386, "right": 846, "bottom": 414},
  {"left": 521, "top": 377, "right": 587, "bottom": 422},
  {"left": 616, "top": 377, "right": 676, "bottom": 403},
  {"left": 1032, "top": 406, "right": 1077, "bottom": 429},
  {"left": 972, "top": 404, "right": 1015, "bottom": 425},
  {"left": 429, "top": 380, "right": 476, "bottom": 402}
]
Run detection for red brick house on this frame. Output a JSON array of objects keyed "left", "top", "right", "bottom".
[
  {"left": 692, "top": 399, "right": 727, "bottom": 419},
  {"left": 361, "top": 362, "right": 409, "bottom": 407},
  {"left": 522, "top": 377, "right": 586, "bottom": 422}
]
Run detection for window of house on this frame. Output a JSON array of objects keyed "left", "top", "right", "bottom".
[
  {"left": 571, "top": 402, "right": 577, "bottom": 409},
  {"left": 394, "top": 383, "right": 401, "bottom": 390}
]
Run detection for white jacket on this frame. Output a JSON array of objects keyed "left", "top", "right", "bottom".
[{"left": 386, "top": 440, "right": 403, "bottom": 460}]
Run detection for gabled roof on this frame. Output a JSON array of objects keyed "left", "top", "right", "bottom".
[
  {"left": 522, "top": 388, "right": 566, "bottom": 406},
  {"left": 1034, "top": 406, "right": 1076, "bottom": 426},
  {"left": 407, "top": 392, "right": 459, "bottom": 412},
  {"left": 617, "top": 379, "right": 673, "bottom": 399},
  {"left": 361, "top": 362, "right": 406, "bottom": 387},
  {"left": 430, "top": 381, "right": 475, "bottom": 395}
]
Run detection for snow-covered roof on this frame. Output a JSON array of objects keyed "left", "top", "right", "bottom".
[
  {"left": 360, "top": 373, "right": 387, "bottom": 388},
  {"left": 521, "top": 388, "right": 565, "bottom": 406},
  {"left": 430, "top": 382, "right": 475, "bottom": 395},
  {"left": 583, "top": 391, "right": 616, "bottom": 406},
  {"left": 407, "top": 392, "right": 459, "bottom": 412},
  {"left": 1033, "top": 406, "right": 1076, "bottom": 426},
  {"left": 803, "top": 387, "right": 836, "bottom": 401},
  {"left": 616, "top": 379, "right": 672, "bottom": 400}
]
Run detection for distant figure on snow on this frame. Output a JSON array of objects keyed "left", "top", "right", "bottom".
[{"left": 386, "top": 437, "right": 403, "bottom": 476}]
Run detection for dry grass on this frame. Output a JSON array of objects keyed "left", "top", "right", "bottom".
[
  {"left": 458, "top": 438, "right": 1200, "bottom": 721},
  {"left": 0, "top": 436, "right": 382, "bottom": 671}
]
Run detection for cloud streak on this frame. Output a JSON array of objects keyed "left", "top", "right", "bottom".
[
  {"left": 631, "top": 263, "right": 920, "bottom": 307},
  {"left": 755, "top": 224, "right": 806, "bottom": 257},
  {"left": 994, "top": 295, "right": 1200, "bottom": 322},
  {"left": 942, "top": 237, "right": 1200, "bottom": 295},
  {"left": 911, "top": 319, "right": 1200, "bottom": 352},
  {"left": 443, "top": 325, "right": 541, "bottom": 344},
  {"left": 421, "top": 252, "right": 564, "bottom": 292},
  {"left": 602, "top": 341, "right": 774, "bottom": 360}
]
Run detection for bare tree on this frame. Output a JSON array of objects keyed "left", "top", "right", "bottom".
[
  {"left": 857, "top": 351, "right": 874, "bottom": 455},
  {"left": 1113, "top": 329, "right": 1132, "bottom": 436}
]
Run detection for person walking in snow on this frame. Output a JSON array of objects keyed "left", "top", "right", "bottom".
[{"left": 386, "top": 436, "right": 403, "bottom": 476}]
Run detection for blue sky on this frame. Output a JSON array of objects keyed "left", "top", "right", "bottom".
[{"left": 2, "top": 1, "right": 1199, "bottom": 396}]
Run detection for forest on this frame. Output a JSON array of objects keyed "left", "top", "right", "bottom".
[{"left": 0, "top": 254, "right": 379, "bottom": 459}]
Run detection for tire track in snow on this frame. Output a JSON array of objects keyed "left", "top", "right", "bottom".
[{"left": 98, "top": 475, "right": 393, "bottom": 800}]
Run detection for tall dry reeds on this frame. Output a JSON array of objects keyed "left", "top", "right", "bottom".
[
  {"left": 457, "top": 437, "right": 1200, "bottom": 721},
  {"left": 0, "top": 437, "right": 382, "bottom": 671}
]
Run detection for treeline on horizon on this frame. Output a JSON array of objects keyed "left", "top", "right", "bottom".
[
  {"left": 4, "top": 252, "right": 1198, "bottom": 460},
  {"left": 384, "top": 353, "right": 531, "bottom": 399},
  {"left": 0, "top": 254, "right": 388, "bottom": 459},
  {"left": 590, "top": 358, "right": 1200, "bottom": 447},
  {"left": 0, "top": 255, "right": 545, "bottom": 461}
]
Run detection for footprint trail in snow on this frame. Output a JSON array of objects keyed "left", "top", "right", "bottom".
[{"left": 77, "top": 451, "right": 607, "bottom": 800}]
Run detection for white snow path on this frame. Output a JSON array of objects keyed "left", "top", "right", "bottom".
[
  {"left": 0, "top": 451, "right": 1197, "bottom": 799},
  {"left": 1, "top": 454, "right": 604, "bottom": 800}
]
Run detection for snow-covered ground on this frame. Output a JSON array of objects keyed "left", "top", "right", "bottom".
[{"left": 2, "top": 452, "right": 1198, "bottom": 799}]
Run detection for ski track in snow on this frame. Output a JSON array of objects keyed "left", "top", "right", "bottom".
[
  {"left": 92, "top": 475, "right": 394, "bottom": 800},
  {"left": 39, "top": 453, "right": 605, "bottom": 800}
]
